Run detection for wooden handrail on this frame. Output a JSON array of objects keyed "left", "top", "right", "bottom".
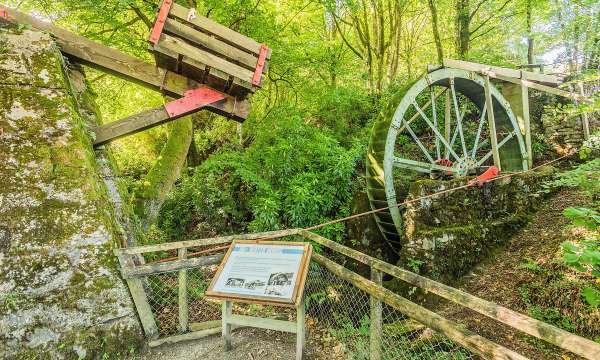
[
  {"left": 302, "top": 230, "right": 600, "bottom": 360},
  {"left": 312, "top": 253, "right": 528, "bottom": 360},
  {"left": 116, "top": 228, "right": 301, "bottom": 255}
]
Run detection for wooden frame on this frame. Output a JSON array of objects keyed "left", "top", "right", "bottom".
[
  {"left": 205, "top": 240, "right": 312, "bottom": 308},
  {"left": 150, "top": 2, "right": 271, "bottom": 98}
]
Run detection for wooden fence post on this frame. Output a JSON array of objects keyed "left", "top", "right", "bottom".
[
  {"left": 370, "top": 267, "right": 382, "bottom": 360},
  {"left": 296, "top": 299, "right": 305, "bottom": 360},
  {"left": 116, "top": 253, "right": 159, "bottom": 339},
  {"left": 520, "top": 82, "right": 532, "bottom": 168},
  {"left": 577, "top": 83, "right": 590, "bottom": 141},
  {"left": 178, "top": 248, "right": 188, "bottom": 333},
  {"left": 222, "top": 300, "right": 233, "bottom": 350},
  {"left": 484, "top": 75, "right": 501, "bottom": 170}
]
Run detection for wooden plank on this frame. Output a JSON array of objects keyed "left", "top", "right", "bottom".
[
  {"left": 521, "top": 82, "right": 532, "bottom": 168},
  {"left": 159, "top": 34, "right": 255, "bottom": 84},
  {"left": 227, "top": 314, "right": 297, "bottom": 333},
  {"left": 93, "top": 107, "right": 170, "bottom": 146},
  {"left": 312, "top": 253, "right": 528, "bottom": 360},
  {"left": 302, "top": 231, "right": 600, "bottom": 360},
  {"left": 164, "top": 18, "right": 259, "bottom": 70},
  {"left": 0, "top": 6, "right": 250, "bottom": 122},
  {"left": 296, "top": 300, "right": 305, "bottom": 360},
  {"left": 443, "top": 58, "right": 561, "bottom": 85},
  {"left": 178, "top": 248, "right": 189, "bottom": 333},
  {"left": 189, "top": 320, "right": 221, "bottom": 331},
  {"left": 484, "top": 75, "right": 501, "bottom": 170},
  {"left": 222, "top": 301, "right": 233, "bottom": 351},
  {"left": 370, "top": 268, "right": 382, "bottom": 360},
  {"left": 578, "top": 83, "right": 590, "bottom": 140},
  {"left": 148, "top": 327, "right": 221, "bottom": 347},
  {"left": 116, "top": 254, "right": 159, "bottom": 339},
  {"left": 118, "top": 229, "right": 301, "bottom": 255},
  {"left": 121, "top": 254, "right": 224, "bottom": 278},
  {"left": 169, "top": 3, "right": 266, "bottom": 57}
]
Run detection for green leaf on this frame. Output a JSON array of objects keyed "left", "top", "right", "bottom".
[{"left": 582, "top": 287, "right": 600, "bottom": 307}]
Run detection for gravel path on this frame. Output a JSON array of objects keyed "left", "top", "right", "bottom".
[{"left": 137, "top": 327, "right": 300, "bottom": 360}]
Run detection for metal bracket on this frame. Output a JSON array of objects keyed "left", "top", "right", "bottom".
[
  {"left": 149, "top": 0, "right": 173, "bottom": 45},
  {"left": 164, "top": 86, "right": 226, "bottom": 118},
  {"left": 252, "top": 44, "right": 269, "bottom": 86},
  {"left": 468, "top": 166, "right": 499, "bottom": 187}
]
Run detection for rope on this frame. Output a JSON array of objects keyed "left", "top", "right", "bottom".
[{"left": 304, "top": 153, "right": 574, "bottom": 232}]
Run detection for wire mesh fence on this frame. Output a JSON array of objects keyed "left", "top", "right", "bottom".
[
  {"left": 145, "top": 266, "right": 220, "bottom": 336},
  {"left": 141, "top": 256, "right": 475, "bottom": 359},
  {"left": 304, "top": 262, "right": 475, "bottom": 360}
]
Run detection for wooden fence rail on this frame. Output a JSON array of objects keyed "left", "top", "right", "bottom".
[{"left": 114, "top": 229, "right": 600, "bottom": 359}]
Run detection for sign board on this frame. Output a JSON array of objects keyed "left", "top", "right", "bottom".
[{"left": 205, "top": 241, "right": 312, "bottom": 307}]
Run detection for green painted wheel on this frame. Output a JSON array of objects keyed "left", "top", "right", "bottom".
[{"left": 366, "top": 68, "right": 528, "bottom": 250}]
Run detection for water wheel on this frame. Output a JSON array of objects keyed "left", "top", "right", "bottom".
[{"left": 366, "top": 68, "right": 528, "bottom": 249}]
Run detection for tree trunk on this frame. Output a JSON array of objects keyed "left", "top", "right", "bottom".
[
  {"left": 455, "top": 0, "right": 470, "bottom": 59},
  {"left": 526, "top": 0, "right": 534, "bottom": 64},
  {"left": 134, "top": 116, "right": 194, "bottom": 229},
  {"left": 428, "top": 0, "right": 445, "bottom": 63}
]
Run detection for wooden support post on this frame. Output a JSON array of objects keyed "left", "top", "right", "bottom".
[
  {"left": 116, "top": 253, "right": 159, "bottom": 339},
  {"left": 578, "top": 83, "right": 590, "bottom": 141},
  {"left": 501, "top": 81, "right": 532, "bottom": 168},
  {"left": 370, "top": 268, "right": 382, "bottom": 360},
  {"left": 444, "top": 91, "right": 451, "bottom": 158},
  {"left": 484, "top": 75, "right": 501, "bottom": 170},
  {"left": 178, "top": 248, "right": 188, "bottom": 333},
  {"left": 521, "top": 82, "right": 532, "bottom": 168},
  {"left": 296, "top": 299, "right": 305, "bottom": 360},
  {"left": 222, "top": 300, "right": 233, "bottom": 351}
]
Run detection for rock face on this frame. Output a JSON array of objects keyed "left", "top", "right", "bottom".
[
  {"left": 0, "top": 27, "right": 142, "bottom": 358},
  {"left": 398, "top": 167, "right": 555, "bottom": 282}
]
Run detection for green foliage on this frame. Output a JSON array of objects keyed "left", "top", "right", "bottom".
[
  {"left": 159, "top": 106, "right": 365, "bottom": 241},
  {"left": 561, "top": 207, "right": 600, "bottom": 307}
]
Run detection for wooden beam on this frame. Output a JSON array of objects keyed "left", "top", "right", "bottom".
[
  {"left": 0, "top": 6, "right": 249, "bottom": 122},
  {"left": 164, "top": 18, "right": 259, "bottom": 71},
  {"left": 121, "top": 254, "right": 224, "bottom": 278},
  {"left": 117, "top": 229, "right": 301, "bottom": 255},
  {"left": 93, "top": 107, "right": 170, "bottom": 146},
  {"left": 158, "top": 34, "right": 255, "bottom": 84},
  {"left": 302, "top": 231, "right": 600, "bottom": 360},
  {"left": 370, "top": 268, "right": 383, "bottom": 360},
  {"left": 443, "top": 58, "right": 561, "bottom": 85},
  {"left": 169, "top": 3, "right": 268, "bottom": 58},
  {"left": 483, "top": 75, "right": 501, "bottom": 170},
  {"left": 521, "top": 82, "right": 532, "bottom": 168},
  {"left": 312, "top": 253, "right": 528, "bottom": 360},
  {"left": 178, "top": 248, "right": 189, "bottom": 333},
  {"left": 116, "top": 254, "right": 159, "bottom": 339},
  {"left": 495, "top": 73, "right": 593, "bottom": 105},
  {"left": 148, "top": 327, "right": 221, "bottom": 347}
]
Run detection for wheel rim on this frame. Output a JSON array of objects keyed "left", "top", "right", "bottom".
[{"left": 366, "top": 68, "right": 527, "bottom": 250}]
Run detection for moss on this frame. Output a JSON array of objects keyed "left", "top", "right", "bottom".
[{"left": 399, "top": 167, "right": 555, "bottom": 282}]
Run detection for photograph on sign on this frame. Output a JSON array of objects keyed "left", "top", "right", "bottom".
[{"left": 206, "top": 241, "right": 311, "bottom": 305}]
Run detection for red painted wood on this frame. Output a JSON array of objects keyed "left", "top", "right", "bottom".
[
  {"left": 164, "top": 86, "right": 226, "bottom": 118},
  {"left": 149, "top": 0, "right": 173, "bottom": 45},
  {"left": 252, "top": 44, "right": 269, "bottom": 86}
]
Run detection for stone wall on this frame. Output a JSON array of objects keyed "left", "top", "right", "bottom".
[
  {"left": 0, "top": 27, "right": 143, "bottom": 358},
  {"left": 398, "top": 166, "right": 554, "bottom": 282},
  {"left": 541, "top": 105, "right": 599, "bottom": 153}
]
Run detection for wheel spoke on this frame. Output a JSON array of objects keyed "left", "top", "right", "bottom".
[
  {"left": 476, "top": 131, "right": 515, "bottom": 166},
  {"left": 450, "top": 81, "right": 468, "bottom": 158},
  {"left": 448, "top": 104, "right": 467, "bottom": 150},
  {"left": 404, "top": 119, "right": 435, "bottom": 163},
  {"left": 471, "top": 102, "right": 487, "bottom": 159},
  {"left": 431, "top": 89, "right": 441, "bottom": 160},
  {"left": 393, "top": 157, "right": 454, "bottom": 173},
  {"left": 411, "top": 101, "right": 461, "bottom": 161}
]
